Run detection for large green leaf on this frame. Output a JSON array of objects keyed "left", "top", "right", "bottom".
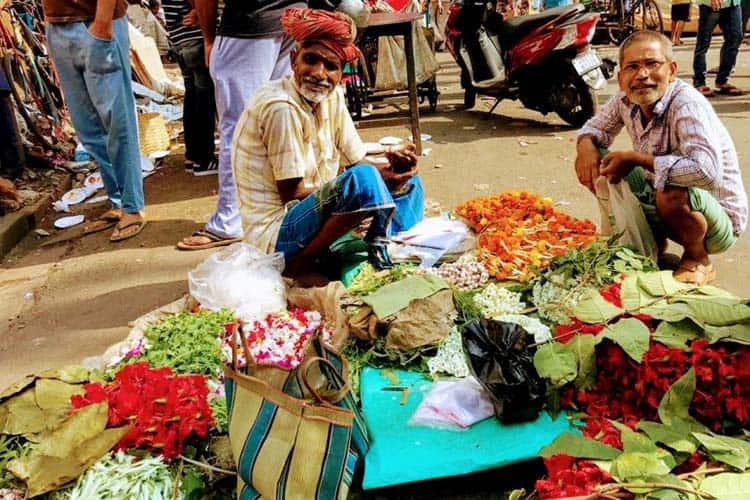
[
  {"left": 0, "top": 376, "right": 36, "bottom": 403},
  {"left": 37, "top": 366, "right": 90, "bottom": 384},
  {"left": 573, "top": 288, "right": 624, "bottom": 324},
  {"left": 631, "top": 474, "right": 695, "bottom": 499},
  {"left": 597, "top": 318, "right": 651, "bottom": 362},
  {"left": 677, "top": 296, "right": 750, "bottom": 327},
  {"left": 567, "top": 334, "right": 597, "bottom": 390},
  {"left": 695, "top": 285, "right": 740, "bottom": 299},
  {"left": 692, "top": 433, "right": 750, "bottom": 470},
  {"left": 612, "top": 421, "right": 659, "bottom": 454},
  {"left": 640, "top": 301, "right": 693, "bottom": 323},
  {"left": 658, "top": 369, "right": 698, "bottom": 427},
  {"left": 1, "top": 389, "right": 45, "bottom": 436},
  {"left": 539, "top": 432, "right": 622, "bottom": 460},
  {"left": 637, "top": 421, "right": 699, "bottom": 454},
  {"left": 700, "top": 472, "right": 750, "bottom": 499},
  {"left": 637, "top": 272, "right": 693, "bottom": 297},
  {"left": 652, "top": 320, "right": 702, "bottom": 350},
  {"left": 34, "top": 379, "right": 84, "bottom": 411},
  {"left": 533, "top": 343, "right": 577, "bottom": 388},
  {"left": 704, "top": 323, "right": 750, "bottom": 345},
  {"left": 621, "top": 275, "right": 657, "bottom": 312},
  {"left": 610, "top": 452, "right": 671, "bottom": 482}
]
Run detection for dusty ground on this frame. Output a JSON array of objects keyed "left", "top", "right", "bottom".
[{"left": 1, "top": 39, "right": 749, "bottom": 402}]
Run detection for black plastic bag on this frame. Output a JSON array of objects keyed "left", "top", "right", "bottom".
[{"left": 461, "top": 318, "right": 546, "bottom": 423}]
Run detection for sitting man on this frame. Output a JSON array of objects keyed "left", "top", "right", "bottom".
[
  {"left": 575, "top": 31, "right": 747, "bottom": 286},
  {"left": 231, "top": 8, "right": 423, "bottom": 275}
]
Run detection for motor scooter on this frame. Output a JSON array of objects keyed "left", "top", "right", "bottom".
[{"left": 445, "top": 1, "right": 615, "bottom": 126}]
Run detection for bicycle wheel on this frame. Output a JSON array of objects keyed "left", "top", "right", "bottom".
[{"left": 636, "top": 0, "right": 663, "bottom": 32}]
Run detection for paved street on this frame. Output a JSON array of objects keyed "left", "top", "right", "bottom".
[{"left": 1, "top": 38, "right": 749, "bottom": 392}]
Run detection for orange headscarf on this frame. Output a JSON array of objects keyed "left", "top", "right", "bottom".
[{"left": 282, "top": 8, "right": 361, "bottom": 63}]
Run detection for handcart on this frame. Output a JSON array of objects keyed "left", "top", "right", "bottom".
[{"left": 344, "top": 2, "right": 440, "bottom": 120}]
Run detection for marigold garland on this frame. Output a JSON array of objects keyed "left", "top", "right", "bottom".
[{"left": 456, "top": 191, "right": 597, "bottom": 281}]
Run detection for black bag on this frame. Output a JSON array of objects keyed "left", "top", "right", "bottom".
[
  {"left": 307, "top": 0, "right": 342, "bottom": 11},
  {"left": 461, "top": 319, "right": 546, "bottom": 423}
]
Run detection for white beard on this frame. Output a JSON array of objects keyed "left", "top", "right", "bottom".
[{"left": 295, "top": 77, "right": 333, "bottom": 104}]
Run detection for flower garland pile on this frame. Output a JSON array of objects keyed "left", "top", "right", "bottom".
[
  {"left": 222, "top": 308, "right": 331, "bottom": 370},
  {"left": 456, "top": 191, "right": 597, "bottom": 281},
  {"left": 71, "top": 362, "right": 214, "bottom": 460}
]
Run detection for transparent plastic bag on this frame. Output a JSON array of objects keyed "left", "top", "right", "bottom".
[
  {"left": 188, "top": 243, "right": 286, "bottom": 321},
  {"left": 595, "top": 176, "right": 658, "bottom": 262},
  {"left": 408, "top": 377, "right": 494, "bottom": 430}
]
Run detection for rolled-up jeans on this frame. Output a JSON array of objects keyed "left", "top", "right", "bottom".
[
  {"left": 46, "top": 17, "right": 144, "bottom": 212},
  {"left": 274, "top": 165, "right": 424, "bottom": 262}
]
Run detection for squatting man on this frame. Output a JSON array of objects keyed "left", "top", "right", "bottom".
[{"left": 575, "top": 31, "right": 747, "bottom": 286}]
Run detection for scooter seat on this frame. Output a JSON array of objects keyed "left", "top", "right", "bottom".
[{"left": 500, "top": 5, "right": 583, "bottom": 48}]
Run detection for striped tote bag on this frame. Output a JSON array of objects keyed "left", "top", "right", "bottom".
[{"left": 224, "top": 354, "right": 358, "bottom": 500}]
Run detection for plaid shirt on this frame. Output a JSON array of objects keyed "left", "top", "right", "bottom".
[{"left": 579, "top": 79, "right": 747, "bottom": 235}]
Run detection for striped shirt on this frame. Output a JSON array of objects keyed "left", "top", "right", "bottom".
[
  {"left": 579, "top": 79, "right": 747, "bottom": 235},
  {"left": 162, "top": 0, "right": 203, "bottom": 47},
  {"left": 231, "top": 77, "right": 367, "bottom": 252}
]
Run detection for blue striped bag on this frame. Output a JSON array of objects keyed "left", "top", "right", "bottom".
[{"left": 225, "top": 334, "right": 361, "bottom": 499}]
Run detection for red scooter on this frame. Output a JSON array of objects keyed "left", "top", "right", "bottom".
[{"left": 446, "top": 1, "right": 614, "bottom": 126}]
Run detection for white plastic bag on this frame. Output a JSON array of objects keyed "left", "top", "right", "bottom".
[
  {"left": 595, "top": 176, "right": 658, "bottom": 262},
  {"left": 188, "top": 243, "right": 286, "bottom": 321},
  {"left": 409, "top": 377, "right": 494, "bottom": 430}
]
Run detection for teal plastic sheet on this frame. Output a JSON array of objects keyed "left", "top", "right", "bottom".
[{"left": 360, "top": 368, "right": 575, "bottom": 490}]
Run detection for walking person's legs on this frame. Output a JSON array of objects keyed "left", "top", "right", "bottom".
[
  {"left": 178, "top": 34, "right": 295, "bottom": 249},
  {"left": 715, "top": 4, "right": 743, "bottom": 91},
  {"left": 693, "top": 5, "right": 720, "bottom": 95}
]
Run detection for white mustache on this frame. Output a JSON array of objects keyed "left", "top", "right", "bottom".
[{"left": 302, "top": 77, "right": 332, "bottom": 89}]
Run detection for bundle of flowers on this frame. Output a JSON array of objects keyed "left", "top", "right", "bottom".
[
  {"left": 222, "top": 308, "right": 331, "bottom": 370},
  {"left": 456, "top": 191, "right": 597, "bottom": 281},
  {"left": 71, "top": 362, "right": 214, "bottom": 460},
  {"left": 528, "top": 271, "right": 750, "bottom": 499}
]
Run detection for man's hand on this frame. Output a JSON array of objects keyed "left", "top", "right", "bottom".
[
  {"left": 88, "top": 20, "right": 114, "bottom": 40},
  {"left": 436, "top": 1, "right": 444, "bottom": 15},
  {"left": 183, "top": 9, "right": 199, "bottom": 26},
  {"left": 575, "top": 136, "right": 602, "bottom": 193},
  {"left": 710, "top": 0, "right": 722, "bottom": 10},
  {"left": 600, "top": 150, "right": 637, "bottom": 184},
  {"left": 204, "top": 38, "right": 213, "bottom": 67},
  {"left": 378, "top": 144, "right": 418, "bottom": 191}
]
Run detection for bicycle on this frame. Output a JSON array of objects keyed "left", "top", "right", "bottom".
[
  {"left": 588, "top": 0, "right": 664, "bottom": 45},
  {"left": 1, "top": 0, "right": 73, "bottom": 155}
]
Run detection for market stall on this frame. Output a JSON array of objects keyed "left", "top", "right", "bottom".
[{"left": 1, "top": 190, "right": 749, "bottom": 500}]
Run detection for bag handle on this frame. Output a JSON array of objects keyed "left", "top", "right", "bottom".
[
  {"left": 298, "top": 356, "right": 351, "bottom": 406},
  {"left": 233, "top": 322, "right": 253, "bottom": 374}
]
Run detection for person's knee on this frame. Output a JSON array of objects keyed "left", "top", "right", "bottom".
[
  {"left": 655, "top": 186, "right": 690, "bottom": 221},
  {"left": 343, "top": 164, "right": 384, "bottom": 189}
]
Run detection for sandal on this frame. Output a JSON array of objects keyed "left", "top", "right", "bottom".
[
  {"left": 176, "top": 229, "right": 242, "bottom": 250},
  {"left": 673, "top": 262, "right": 716, "bottom": 287},
  {"left": 695, "top": 85, "right": 715, "bottom": 98},
  {"left": 715, "top": 84, "right": 744, "bottom": 96},
  {"left": 83, "top": 208, "right": 122, "bottom": 235},
  {"left": 110, "top": 217, "right": 147, "bottom": 242}
]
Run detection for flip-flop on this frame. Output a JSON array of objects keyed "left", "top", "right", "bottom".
[
  {"left": 673, "top": 263, "right": 716, "bottom": 287},
  {"left": 176, "top": 229, "right": 242, "bottom": 250},
  {"left": 715, "top": 84, "right": 744, "bottom": 96},
  {"left": 83, "top": 209, "right": 123, "bottom": 235},
  {"left": 695, "top": 85, "right": 716, "bottom": 98},
  {"left": 110, "top": 218, "right": 147, "bottom": 242}
]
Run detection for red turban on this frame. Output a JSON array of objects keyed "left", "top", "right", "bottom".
[{"left": 282, "top": 8, "right": 361, "bottom": 63}]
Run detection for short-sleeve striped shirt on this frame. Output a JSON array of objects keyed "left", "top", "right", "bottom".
[
  {"left": 231, "top": 77, "right": 367, "bottom": 253},
  {"left": 162, "top": 0, "right": 202, "bottom": 47}
]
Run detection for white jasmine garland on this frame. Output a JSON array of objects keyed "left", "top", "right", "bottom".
[
  {"left": 492, "top": 314, "right": 552, "bottom": 344},
  {"left": 428, "top": 326, "right": 471, "bottom": 377},
  {"left": 474, "top": 283, "right": 526, "bottom": 317}
]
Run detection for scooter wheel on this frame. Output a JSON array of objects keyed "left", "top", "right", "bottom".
[{"left": 464, "top": 87, "right": 476, "bottom": 110}]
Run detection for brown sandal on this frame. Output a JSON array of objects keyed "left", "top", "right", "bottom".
[
  {"left": 110, "top": 218, "right": 147, "bottom": 242},
  {"left": 695, "top": 85, "right": 716, "bottom": 98},
  {"left": 715, "top": 84, "right": 744, "bottom": 96},
  {"left": 176, "top": 229, "right": 242, "bottom": 250},
  {"left": 83, "top": 208, "right": 123, "bottom": 235}
]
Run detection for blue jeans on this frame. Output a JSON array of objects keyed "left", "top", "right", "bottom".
[
  {"left": 274, "top": 165, "right": 424, "bottom": 262},
  {"left": 693, "top": 4, "right": 743, "bottom": 87},
  {"left": 175, "top": 40, "right": 216, "bottom": 166},
  {"left": 46, "top": 17, "right": 144, "bottom": 212}
]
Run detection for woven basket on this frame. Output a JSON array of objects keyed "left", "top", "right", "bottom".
[{"left": 137, "top": 112, "right": 170, "bottom": 156}]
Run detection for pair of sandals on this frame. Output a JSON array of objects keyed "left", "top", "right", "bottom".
[
  {"left": 696, "top": 84, "right": 744, "bottom": 98},
  {"left": 83, "top": 209, "right": 147, "bottom": 242}
]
